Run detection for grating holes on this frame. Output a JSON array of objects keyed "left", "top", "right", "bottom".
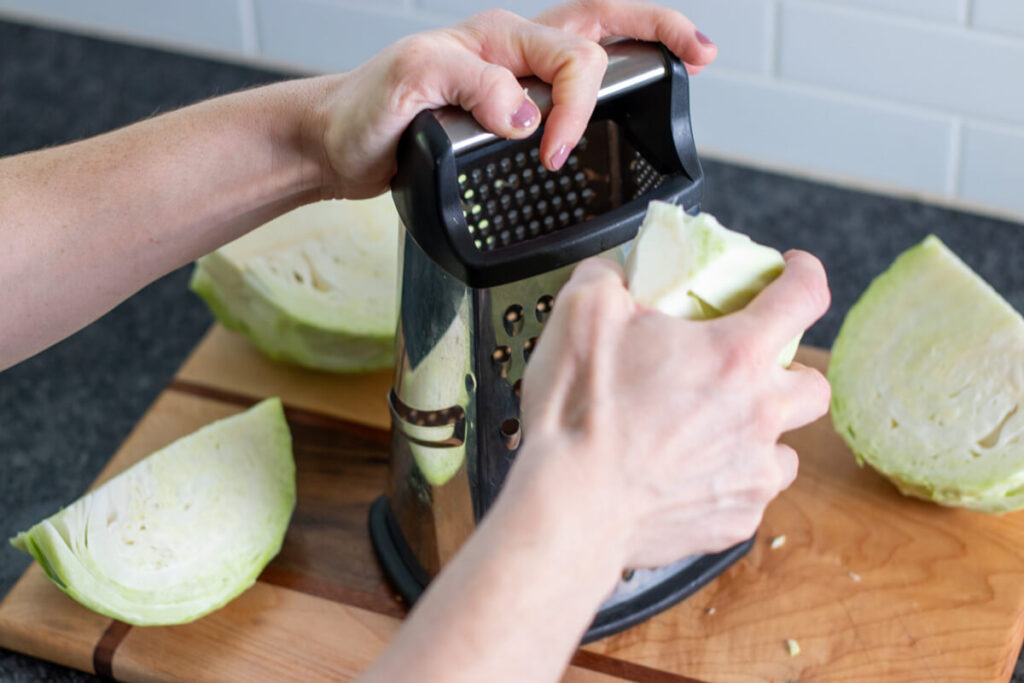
[
  {"left": 529, "top": 147, "right": 540, "bottom": 161},
  {"left": 521, "top": 205, "right": 534, "bottom": 220},
  {"left": 507, "top": 172, "right": 519, "bottom": 188},
  {"left": 536, "top": 199, "right": 548, "bottom": 215},
  {"left": 558, "top": 211, "right": 570, "bottom": 227},
  {"left": 499, "top": 194, "right": 512, "bottom": 210},
  {"left": 506, "top": 209, "right": 519, "bottom": 225},
  {"left": 523, "top": 336, "right": 538, "bottom": 362},
  {"left": 492, "top": 345, "right": 511, "bottom": 365},
  {"left": 485, "top": 162, "right": 496, "bottom": 179},
  {"left": 514, "top": 151, "right": 527, "bottom": 168},
  {"left": 500, "top": 418, "right": 522, "bottom": 450},
  {"left": 499, "top": 229, "right": 512, "bottom": 246},
  {"left": 544, "top": 179, "right": 556, "bottom": 195},
  {"left": 528, "top": 220, "right": 541, "bottom": 235},
  {"left": 471, "top": 168, "right": 483, "bottom": 184},
  {"left": 543, "top": 215, "right": 556, "bottom": 232},
  {"left": 536, "top": 295, "right": 554, "bottom": 322},
  {"left": 566, "top": 191, "right": 578, "bottom": 206},
  {"left": 514, "top": 225, "right": 527, "bottom": 240},
  {"left": 522, "top": 167, "right": 534, "bottom": 183},
  {"left": 558, "top": 175, "right": 571, "bottom": 190},
  {"left": 572, "top": 207, "right": 585, "bottom": 221},
  {"left": 500, "top": 157, "right": 512, "bottom": 173},
  {"left": 551, "top": 195, "right": 563, "bottom": 211},
  {"left": 504, "top": 304, "right": 524, "bottom": 336}
]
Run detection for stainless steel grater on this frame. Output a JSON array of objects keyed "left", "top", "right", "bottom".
[{"left": 369, "top": 40, "right": 753, "bottom": 642}]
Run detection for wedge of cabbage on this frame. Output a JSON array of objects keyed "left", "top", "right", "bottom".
[
  {"left": 10, "top": 398, "right": 295, "bottom": 625},
  {"left": 829, "top": 235, "right": 1024, "bottom": 513},
  {"left": 190, "top": 195, "right": 399, "bottom": 372},
  {"left": 626, "top": 201, "right": 799, "bottom": 365}
]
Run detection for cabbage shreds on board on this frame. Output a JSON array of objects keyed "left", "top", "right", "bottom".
[
  {"left": 190, "top": 195, "right": 399, "bottom": 372},
  {"left": 829, "top": 235, "right": 1024, "bottom": 513},
  {"left": 626, "top": 201, "right": 800, "bottom": 366},
  {"left": 10, "top": 398, "right": 295, "bottom": 625}
]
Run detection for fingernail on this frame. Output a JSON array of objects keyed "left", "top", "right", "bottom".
[
  {"left": 696, "top": 30, "right": 715, "bottom": 46},
  {"left": 511, "top": 98, "right": 539, "bottom": 129},
  {"left": 549, "top": 144, "right": 571, "bottom": 170}
]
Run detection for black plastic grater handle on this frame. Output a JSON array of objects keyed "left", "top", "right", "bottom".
[{"left": 391, "top": 40, "right": 703, "bottom": 289}]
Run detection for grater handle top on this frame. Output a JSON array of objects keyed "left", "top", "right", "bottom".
[{"left": 392, "top": 40, "right": 703, "bottom": 289}]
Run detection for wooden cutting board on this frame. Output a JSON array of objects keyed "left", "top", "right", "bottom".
[{"left": 3, "top": 324, "right": 1024, "bottom": 682}]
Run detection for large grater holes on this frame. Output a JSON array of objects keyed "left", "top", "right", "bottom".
[
  {"left": 535, "top": 295, "right": 554, "bottom": 322},
  {"left": 503, "top": 304, "right": 524, "bottom": 336}
]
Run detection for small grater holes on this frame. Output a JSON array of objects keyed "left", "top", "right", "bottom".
[
  {"left": 543, "top": 215, "right": 556, "bottom": 232},
  {"left": 536, "top": 199, "right": 548, "bottom": 215},
  {"left": 528, "top": 183, "right": 542, "bottom": 200},
  {"left": 500, "top": 156, "right": 512, "bottom": 173},
  {"left": 522, "top": 167, "right": 534, "bottom": 183},
  {"left": 543, "top": 179, "right": 557, "bottom": 195},
  {"left": 503, "top": 304, "right": 524, "bottom": 336},
  {"left": 558, "top": 211, "right": 570, "bottom": 227},
  {"left": 485, "top": 162, "right": 497, "bottom": 179},
  {"left": 566, "top": 191, "right": 578, "bottom": 207},
  {"left": 521, "top": 204, "right": 534, "bottom": 220},
  {"left": 528, "top": 220, "right": 541, "bottom": 235},
  {"left": 506, "top": 209, "right": 519, "bottom": 226},
  {"left": 514, "top": 151, "right": 527, "bottom": 168},
  {"left": 529, "top": 147, "right": 540, "bottom": 161},
  {"left": 507, "top": 172, "right": 519, "bottom": 189},
  {"left": 500, "top": 418, "right": 522, "bottom": 451},
  {"left": 499, "top": 194, "right": 512, "bottom": 211},
  {"left": 535, "top": 295, "right": 554, "bottom": 322},
  {"left": 499, "top": 229, "right": 512, "bottom": 246},
  {"left": 523, "top": 336, "right": 538, "bottom": 362}
]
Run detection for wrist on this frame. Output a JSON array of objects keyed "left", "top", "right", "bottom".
[{"left": 499, "top": 434, "right": 631, "bottom": 585}]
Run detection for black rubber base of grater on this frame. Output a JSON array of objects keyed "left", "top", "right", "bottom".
[{"left": 368, "top": 495, "right": 754, "bottom": 644}]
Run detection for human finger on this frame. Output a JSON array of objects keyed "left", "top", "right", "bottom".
[
  {"left": 776, "top": 361, "right": 831, "bottom": 432},
  {"left": 533, "top": 0, "right": 718, "bottom": 72},
  {"left": 735, "top": 250, "right": 830, "bottom": 358},
  {"left": 774, "top": 443, "right": 800, "bottom": 492}
]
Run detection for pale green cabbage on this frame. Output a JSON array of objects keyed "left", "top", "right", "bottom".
[
  {"left": 829, "top": 235, "right": 1024, "bottom": 513},
  {"left": 190, "top": 196, "right": 399, "bottom": 372},
  {"left": 10, "top": 398, "right": 295, "bottom": 624},
  {"left": 626, "top": 201, "right": 799, "bottom": 365}
]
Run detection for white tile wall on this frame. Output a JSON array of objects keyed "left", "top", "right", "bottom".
[
  {"left": 0, "top": 0, "right": 246, "bottom": 55},
  {"left": 255, "top": 0, "right": 442, "bottom": 72},
  {"left": 690, "top": 72, "right": 954, "bottom": 195},
  {"left": 2, "top": 0, "right": 1024, "bottom": 219},
  {"left": 971, "top": 0, "right": 1024, "bottom": 39},
  {"left": 779, "top": 2, "right": 1024, "bottom": 126},
  {"left": 805, "top": 0, "right": 964, "bottom": 22},
  {"left": 960, "top": 123, "right": 1024, "bottom": 215}
]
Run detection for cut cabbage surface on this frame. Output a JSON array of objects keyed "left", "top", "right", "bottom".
[
  {"left": 190, "top": 195, "right": 399, "bottom": 372},
  {"left": 10, "top": 398, "right": 295, "bottom": 625},
  {"left": 626, "top": 201, "right": 799, "bottom": 365},
  {"left": 829, "top": 235, "right": 1024, "bottom": 513}
]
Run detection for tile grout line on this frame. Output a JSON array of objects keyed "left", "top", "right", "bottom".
[
  {"left": 946, "top": 116, "right": 964, "bottom": 198},
  {"left": 238, "top": 0, "right": 259, "bottom": 57},
  {"left": 769, "top": 0, "right": 782, "bottom": 78}
]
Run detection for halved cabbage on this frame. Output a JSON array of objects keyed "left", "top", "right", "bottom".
[
  {"left": 190, "top": 195, "right": 399, "bottom": 372},
  {"left": 626, "top": 201, "right": 799, "bottom": 365},
  {"left": 10, "top": 398, "right": 295, "bottom": 624},
  {"left": 829, "top": 235, "right": 1024, "bottom": 513}
]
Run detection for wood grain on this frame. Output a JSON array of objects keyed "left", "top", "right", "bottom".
[
  {"left": 582, "top": 348, "right": 1024, "bottom": 682},
  {"left": 176, "top": 324, "right": 391, "bottom": 430},
  {"left": 4, "top": 331, "right": 1024, "bottom": 682}
]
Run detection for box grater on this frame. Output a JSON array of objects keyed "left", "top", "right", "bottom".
[{"left": 368, "top": 40, "right": 753, "bottom": 642}]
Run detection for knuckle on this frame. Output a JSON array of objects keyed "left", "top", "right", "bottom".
[
  {"left": 720, "top": 342, "right": 762, "bottom": 383},
  {"left": 575, "top": 39, "right": 609, "bottom": 70}
]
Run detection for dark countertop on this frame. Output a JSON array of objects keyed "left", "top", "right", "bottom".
[{"left": 2, "top": 18, "right": 1024, "bottom": 682}]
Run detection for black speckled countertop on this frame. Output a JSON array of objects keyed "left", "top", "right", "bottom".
[{"left": 2, "top": 18, "right": 1024, "bottom": 682}]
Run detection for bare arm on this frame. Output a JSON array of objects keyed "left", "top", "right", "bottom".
[{"left": 0, "top": 77, "right": 334, "bottom": 367}]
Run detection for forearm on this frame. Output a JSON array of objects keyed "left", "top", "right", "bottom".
[
  {"left": 362, "top": 441, "right": 625, "bottom": 683},
  {"left": 0, "top": 75, "right": 340, "bottom": 369}
]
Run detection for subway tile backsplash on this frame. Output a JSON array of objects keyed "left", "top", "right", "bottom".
[{"left": 2, "top": 0, "right": 1023, "bottom": 219}]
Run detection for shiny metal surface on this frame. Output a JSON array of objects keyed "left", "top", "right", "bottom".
[{"left": 436, "top": 41, "right": 667, "bottom": 154}]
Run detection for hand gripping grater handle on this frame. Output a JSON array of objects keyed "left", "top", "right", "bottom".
[{"left": 391, "top": 40, "right": 703, "bottom": 288}]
